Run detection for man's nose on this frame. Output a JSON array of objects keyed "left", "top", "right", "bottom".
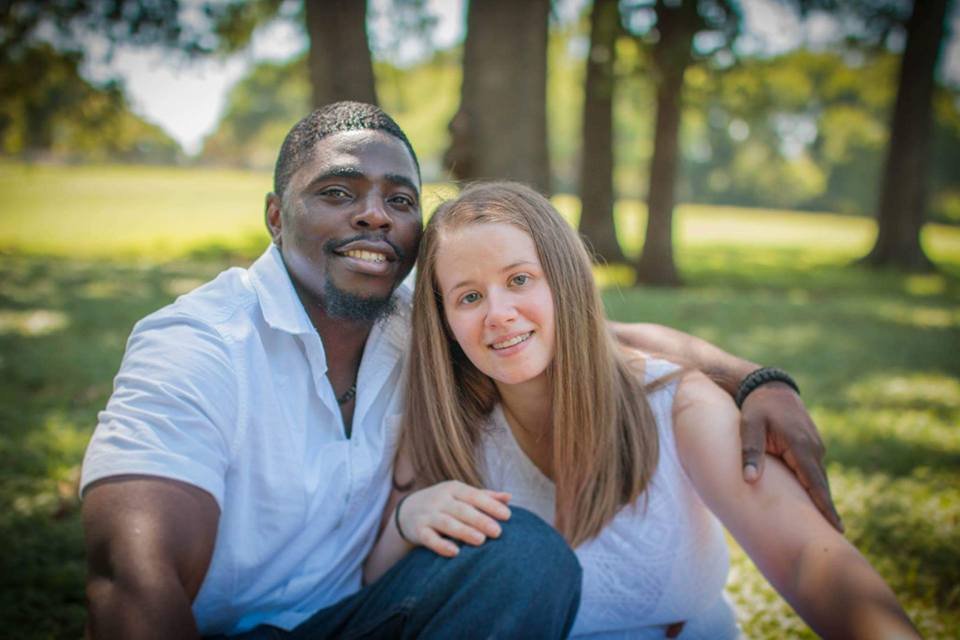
[{"left": 352, "top": 196, "right": 392, "bottom": 230}]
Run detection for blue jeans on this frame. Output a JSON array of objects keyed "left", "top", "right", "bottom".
[{"left": 224, "top": 507, "right": 582, "bottom": 639}]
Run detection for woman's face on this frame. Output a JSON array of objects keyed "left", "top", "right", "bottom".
[{"left": 434, "top": 222, "right": 556, "bottom": 388}]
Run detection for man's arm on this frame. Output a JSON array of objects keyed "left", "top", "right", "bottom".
[
  {"left": 81, "top": 315, "right": 237, "bottom": 639},
  {"left": 83, "top": 476, "right": 219, "bottom": 640},
  {"left": 610, "top": 321, "right": 842, "bottom": 531}
]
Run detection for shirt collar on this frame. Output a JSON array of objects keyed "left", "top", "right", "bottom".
[
  {"left": 247, "top": 244, "right": 315, "bottom": 336},
  {"left": 246, "top": 243, "right": 413, "bottom": 352}
]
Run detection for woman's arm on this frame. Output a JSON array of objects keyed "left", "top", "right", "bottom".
[
  {"left": 363, "top": 448, "right": 512, "bottom": 585},
  {"left": 610, "top": 321, "right": 841, "bottom": 531},
  {"left": 672, "top": 371, "right": 918, "bottom": 639}
]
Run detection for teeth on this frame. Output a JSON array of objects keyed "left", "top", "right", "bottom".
[
  {"left": 492, "top": 332, "right": 532, "bottom": 350},
  {"left": 344, "top": 250, "right": 386, "bottom": 263}
]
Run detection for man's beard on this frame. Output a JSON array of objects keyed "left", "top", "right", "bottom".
[
  {"left": 319, "top": 234, "right": 404, "bottom": 323},
  {"left": 322, "top": 279, "right": 397, "bottom": 324}
]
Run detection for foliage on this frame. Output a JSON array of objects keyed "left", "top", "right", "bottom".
[
  {"left": 197, "top": 24, "right": 960, "bottom": 224},
  {"left": 0, "top": 0, "right": 207, "bottom": 59},
  {"left": 201, "top": 57, "right": 310, "bottom": 169},
  {"left": 0, "top": 43, "right": 181, "bottom": 162},
  {"left": 0, "top": 163, "right": 957, "bottom": 638}
]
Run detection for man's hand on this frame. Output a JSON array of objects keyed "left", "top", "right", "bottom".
[{"left": 739, "top": 382, "right": 843, "bottom": 532}]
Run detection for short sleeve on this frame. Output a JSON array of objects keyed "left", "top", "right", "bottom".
[{"left": 80, "top": 313, "right": 238, "bottom": 508}]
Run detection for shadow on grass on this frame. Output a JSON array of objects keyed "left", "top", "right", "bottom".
[
  {"left": 828, "top": 433, "right": 960, "bottom": 478},
  {"left": 0, "top": 249, "right": 251, "bottom": 640},
  {"left": 839, "top": 472, "right": 960, "bottom": 610}
]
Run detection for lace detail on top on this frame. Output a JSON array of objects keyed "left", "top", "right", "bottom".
[{"left": 479, "top": 359, "right": 738, "bottom": 639}]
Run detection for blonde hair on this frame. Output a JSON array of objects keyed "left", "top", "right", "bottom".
[{"left": 401, "top": 181, "right": 658, "bottom": 546}]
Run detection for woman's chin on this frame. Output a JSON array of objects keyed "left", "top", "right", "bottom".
[{"left": 488, "top": 367, "right": 549, "bottom": 389}]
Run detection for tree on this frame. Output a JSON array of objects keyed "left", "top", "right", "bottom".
[
  {"left": 304, "top": 0, "right": 377, "bottom": 107},
  {"left": 863, "top": 0, "right": 951, "bottom": 270},
  {"left": 444, "top": 0, "right": 551, "bottom": 194},
  {"left": 204, "top": 0, "right": 378, "bottom": 108},
  {"left": 578, "top": 0, "right": 627, "bottom": 264},
  {"left": 621, "top": 0, "right": 739, "bottom": 285},
  {"left": 777, "top": 0, "right": 955, "bottom": 268},
  {"left": 0, "top": 0, "right": 205, "bottom": 157}
]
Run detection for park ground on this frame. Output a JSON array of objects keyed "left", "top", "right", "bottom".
[{"left": 0, "top": 163, "right": 958, "bottom": 638}]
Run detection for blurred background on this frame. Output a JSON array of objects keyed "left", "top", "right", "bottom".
[{"left": 1, "top": 1, "right": 958, "bottom": 638}]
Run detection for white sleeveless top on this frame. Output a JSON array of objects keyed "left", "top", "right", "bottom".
[{"left": 479, "top": 360, "right": 739, "bottom": 639}]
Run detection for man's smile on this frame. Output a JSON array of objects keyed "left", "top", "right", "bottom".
[
  {"left": 328, "top": 236, "right": 403, "bottom": 277},
  {"left": 343, "top": 249, "right": 386, "bottom": 264}
]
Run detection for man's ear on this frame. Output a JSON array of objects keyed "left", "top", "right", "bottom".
[{"left": 265, "top": 192, "right": 282, "bottom": 246}]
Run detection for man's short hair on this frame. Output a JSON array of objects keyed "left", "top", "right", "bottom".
[{"left": 273, "top": 101, "right": 420, "bottom": 199}]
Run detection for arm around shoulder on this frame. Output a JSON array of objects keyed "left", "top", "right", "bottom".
[{"left": 672, "top": 372, "right": 918, "bottom": 640}]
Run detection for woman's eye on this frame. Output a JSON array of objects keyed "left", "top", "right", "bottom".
[
  {"left": 460, "top": 292, "right": 480, "bottom": 305},
  {"left": 511, "top": 274, "right": 530, "bottom": 286}
]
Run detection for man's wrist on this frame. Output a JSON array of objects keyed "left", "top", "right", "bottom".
[
  {"left": 706, "top": 361, "right": 759, "bottom": 398},
  {"left": 735, "top": 367, "right": 800, "bottom": 409}
]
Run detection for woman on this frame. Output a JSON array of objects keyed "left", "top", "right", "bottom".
[{"left": 365, "top": 182, "right": 918, "bottom": 638}]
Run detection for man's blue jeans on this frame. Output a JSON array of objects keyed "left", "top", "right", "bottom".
[{"left": 228, "top": 507, "right": 582, "bottom": 639}]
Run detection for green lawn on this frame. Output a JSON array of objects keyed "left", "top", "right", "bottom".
[{"left": 1, "top": 164, "right": 958, "bottom": 638}]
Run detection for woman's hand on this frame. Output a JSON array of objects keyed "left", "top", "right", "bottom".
[{"left": 396, "top": 481, "right": 512, "bottom": 557}]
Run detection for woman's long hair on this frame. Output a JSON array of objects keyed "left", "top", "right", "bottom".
[{"left": 401, "top": 181, "right": 659, "bottom": 546}]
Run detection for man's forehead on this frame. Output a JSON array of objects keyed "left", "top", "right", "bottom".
[{"left": 308, "top": 129, "right": 418, "bottom": 180}]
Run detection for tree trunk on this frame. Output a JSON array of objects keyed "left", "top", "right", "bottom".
[
  {"left": 635, "top": 0, "right": 699, "bottom": 286},
  {"left": 862, "top": 0, "right": 949, "bottom": 271},
  {"left": 578, "top": 0, "right": 626, "bottom": 264},
  {"left": 304, "top": 0, "right": 378, "bottom": 108},
  {"left": 444, "top": 0, "right": 551, "bottom": 194}
]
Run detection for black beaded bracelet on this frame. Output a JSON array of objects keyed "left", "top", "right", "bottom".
[
  {"left": 394, "top": 494, "right": 413, "bottom": 544},
  {"left": 735, "top": 367, "right": 800, "bottom": 409}
]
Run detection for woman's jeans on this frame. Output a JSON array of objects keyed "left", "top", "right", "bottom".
[{"left": 227, "top": 507, "right": 582, "bottom": 639}]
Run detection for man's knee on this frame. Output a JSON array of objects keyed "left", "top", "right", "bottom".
[
  {"left": 473, "top": 506, "right": 581, "bottom": 585},
  {"left": 380, "top": 507, "right": 581, "bottom": 637}
]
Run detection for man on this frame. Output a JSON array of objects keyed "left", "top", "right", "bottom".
[{"left": 81, "top": 102, "right": 838, "bottom": 638}]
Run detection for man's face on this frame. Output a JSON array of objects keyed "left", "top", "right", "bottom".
[{"left": 267, "top": 130, "right": 422, "bottom": 320}]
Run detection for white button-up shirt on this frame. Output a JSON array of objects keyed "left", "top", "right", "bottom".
[{"left": 80, "top": 244, "right": 411, "bottom": 635}]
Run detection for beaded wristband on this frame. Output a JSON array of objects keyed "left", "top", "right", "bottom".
[
  {"left": 394, "top": 494, "right": 413, "bottom": 544},
  {"left": 735, "top": 367, "right": 800, "bottom": 409}
]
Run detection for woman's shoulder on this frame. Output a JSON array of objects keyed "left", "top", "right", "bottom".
[
  {"left": 673, "top": 368, "right": 736, "bottom": 417},
  {"left": 618, "top": 347, "right": 682, "bottom": 385}
]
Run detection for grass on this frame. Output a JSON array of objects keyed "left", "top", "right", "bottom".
[{"left": 1, "top": 163, "right": 958, "bottom": 638}]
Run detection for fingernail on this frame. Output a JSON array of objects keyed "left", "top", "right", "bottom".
[{"left": 744, "top": 464, "right": 759, "bottom": 482}]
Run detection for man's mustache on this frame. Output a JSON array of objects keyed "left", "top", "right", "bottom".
[{"left": 324, "top": 234, "right": 406, "bottom": 261}]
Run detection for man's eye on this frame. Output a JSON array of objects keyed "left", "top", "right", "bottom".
[
  {"left": 389, "top": 194, "right": 415, "bottom": 207},
  {"left": 320, "top": 187, "right": 350, "bottom": 199}
]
